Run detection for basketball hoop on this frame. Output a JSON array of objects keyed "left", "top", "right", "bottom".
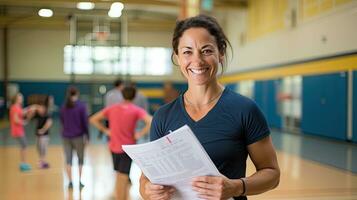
[{"left": 96, "top": 31, "right": 109, "bottom": 42}]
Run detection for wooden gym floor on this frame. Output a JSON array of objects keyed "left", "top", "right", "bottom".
[{"left": 0, "top": 120, "right": 356, "bottom": 200}]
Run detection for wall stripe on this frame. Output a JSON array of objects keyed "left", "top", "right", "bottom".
[
  {"left": 220, "top": 55, "right": 357, "bottom": 83},
  {"left": 139, "top": 88, "right": 164, "bottom": 98}
]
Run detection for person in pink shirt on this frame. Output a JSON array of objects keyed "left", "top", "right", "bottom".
[
  {"left": 90, "top": 85, "right": 152, "bottom": 200},
  {"left": 9, "top": 93, "right": 36, "bottom": 171}
]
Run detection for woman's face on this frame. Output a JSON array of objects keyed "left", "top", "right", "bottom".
[
  {"left": 175, "top": 27, "right": 223, "bottom": 86},
  {"left": 16, "top": 94, "right": 23, "bottom": 105},
  {"left": 71, "top": 94, "right": 78, "bottom": 102}
]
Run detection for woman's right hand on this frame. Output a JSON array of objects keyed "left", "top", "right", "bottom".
[
  {"left": 104, "top": 129, "right": 110, "bottom": 137},
  {"left": 140, "top": 174, "right": 175, "bottom": 200}
]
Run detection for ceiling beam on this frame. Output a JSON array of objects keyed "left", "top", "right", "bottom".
[
  {"left": 0, "top": 0, "right": 246, "bottom": 30},
  {"left": 0, "top": 0, "right": 179, "bottom": 8},
  {"left": 0, "top": 15, "right": 174, "bottom": 31}
]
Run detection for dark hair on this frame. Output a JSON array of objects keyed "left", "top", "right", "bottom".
[
  {"left": 114, "top": 79, "right": 123, "bottom": 87},
  {"left": 122, "top": 86, "right": 136, "bottom": 101},
  {"left": 11, "top": 93, "right": 21, "bottom": 105},
  {"left": 42, "top": 95, "right": 49, "bottom": 106},
  {"left": 38, "top": 95, "right": 50, "bottom": 112},
  {"left": 65, "top": 86, "right": 79, "bottom": 108},
  {"left": 171, "top": 14, "right": 232, "bottom": 72}
]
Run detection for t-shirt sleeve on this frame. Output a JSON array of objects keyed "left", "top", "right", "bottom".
[
  {"left": 136, "top": 107, "right": 147, "bottom": 120},
  {"left": 243, "top": 102, "right": 270, "bottom": 145},
  {"left": 149, "top": 111, "right": 163, "bottom": 142},
  {"left": 102, "top": 106, "right": 111, "bottom": 118}
]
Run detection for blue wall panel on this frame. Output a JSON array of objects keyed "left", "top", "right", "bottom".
[
  {"left": 254, "top": 80, "right": 282, "bottom": 129},
  {"left": 225, "top": 83, "right": 237, "bottom": 92},
  {"left": 14, "top": 81, "right": 70, "bottom": 107},
  {"left": 9, "top": 80, "right": 188, "bottom": 115},
  {"left": 353, "top": 71, "right": 357, "bottom": 142},
  {"left": 267, "top": 80, "right": 282, "bottom": 129},
  {"left": 301, "top": 73, "right": 347, "bottom": 140},
  {"left": 254, "top": 81, "right": 264, "bottom": 107}
]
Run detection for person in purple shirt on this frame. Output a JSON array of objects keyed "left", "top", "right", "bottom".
[{"left": 60, "top": 86, "right": 89, "bottom": 189}]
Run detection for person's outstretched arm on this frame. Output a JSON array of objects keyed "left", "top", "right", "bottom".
[
  {"left": 134, "top": 114, "right": 152, "bottom": 140},
  {"left": 89, "top": 111, "right": 110, "bottom": 136}
]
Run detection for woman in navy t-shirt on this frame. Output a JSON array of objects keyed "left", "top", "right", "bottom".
[{"left": 139, "top": 15, "right": 280, "bottom": 200}]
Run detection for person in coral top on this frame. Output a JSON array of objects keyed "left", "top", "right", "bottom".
[
  {"left": 9, "top": 93, "right": 36, "bottom": 171},
  {"left": 90, "top": 85, "right": 152, "bottom": 200}
]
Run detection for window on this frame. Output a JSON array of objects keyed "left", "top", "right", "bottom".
[
  {"left": 64, "top": 45, "right": 93, "bottom": 74},
  {"left": 145, "top": 48, "right": 172, "bottom": 75},
  {"left": 64, "top": 45, "right": 172, "bottom": 75}
]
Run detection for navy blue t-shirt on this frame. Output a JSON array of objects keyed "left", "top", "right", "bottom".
[{"left": 150, "top": 88, "right": 270, "bottom": 200}]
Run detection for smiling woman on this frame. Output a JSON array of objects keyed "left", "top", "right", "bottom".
[
  {"left": 139, "top": 14, "right": 280, "bottom": 200},
  {"left": 176, "top": 28, "right": 221, "bottom": 87}
]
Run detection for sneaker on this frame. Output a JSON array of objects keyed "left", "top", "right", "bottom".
[
  {"left": 19, "top": 163, "right": 32, "bottom": 172},
  {"left": 39, "top": 162, "right": 50, "bottom": 169},
  {"left": 79, "top": 182, "right": 85, "bottom": 190},
  {"left": 68, "top": 182, "right": 73, "bottom": 189}
]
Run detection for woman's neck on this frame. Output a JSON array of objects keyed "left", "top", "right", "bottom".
[
  {"left": 185, "top": 82, "right": 224, "bottom": 106},
  {"left": 123, "top": 100, "right": 132, "bottom": 103}
]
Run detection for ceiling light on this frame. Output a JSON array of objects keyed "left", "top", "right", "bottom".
[
  {"left": 77, "top": 2, "right": 95, "bottom": 10},
  {"left": 110, "top": 2, "right": 124, "bottom": 12},
  {"left": 108, "top": 10, "right": 122, "bottom": 18},
  {"left": 38, "top": 9, "right": 53, "bottom": 17}
]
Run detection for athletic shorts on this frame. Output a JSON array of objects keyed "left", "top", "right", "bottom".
[
  {"left": 16, "top": 136, "right": 27, "bottom": 149},
  {"left": 111, "top": 152, "right": 132, "bottom": 174}
]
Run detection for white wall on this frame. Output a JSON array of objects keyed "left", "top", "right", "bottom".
[
  {"left": 9, "top": 29, "right": 68, "bottom": 80},
  {"left": 7, "top": 28, "right": 184, "bottom": 82},
  {"left": 222, "top": 10, "right": 247, "bottom": 73},
  {"left": 128, "top": 31, "right": 171, "bottom": 47},
  {"left": 225, "top": 3, "right": 357, "bottom": 73}
]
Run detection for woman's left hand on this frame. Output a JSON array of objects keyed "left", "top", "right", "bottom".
[
  {"left": 191, "top": 175, "right": 239, "bottom": 200},
  {"left": 37, "top": 129, "right": 45, "bottom": 135}
]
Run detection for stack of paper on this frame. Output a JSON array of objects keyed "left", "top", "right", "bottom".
[{"left": 123, "top": 125, "right": 232, "bottom": 200}]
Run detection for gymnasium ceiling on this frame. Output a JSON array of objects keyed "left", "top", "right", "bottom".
[{"left": 0, "top": 0, "right": 247, "bottom": 31}]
